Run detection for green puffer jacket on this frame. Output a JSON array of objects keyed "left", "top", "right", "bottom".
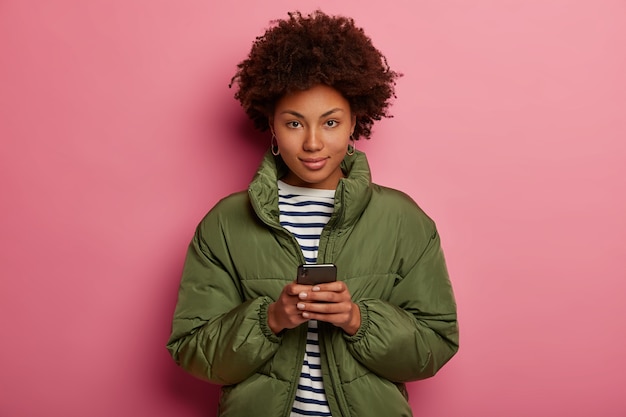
[{"left": 167, "top": 150, "right": 459, "bottom": 417}]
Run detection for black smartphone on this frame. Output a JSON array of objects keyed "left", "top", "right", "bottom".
[{"left": 296, "top": 264, "right": 337, "bottom": 285}]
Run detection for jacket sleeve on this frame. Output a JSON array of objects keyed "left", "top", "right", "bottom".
[
  {"left": 166, "top": 214, "right": 281, "bottom": 385},
  {"left": 344, "top": 224, "right": 459, "bottom": 383}
]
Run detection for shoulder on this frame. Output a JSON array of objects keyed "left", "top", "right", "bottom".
[
  {"left": 197, "top": 190, "right": 252, "bottom": 232},
  {"left": 213, "top": 190, "right": 250, "bottom": 211},
  {"left": 367, "top": 183, "right": 437, "bottom": 236}
]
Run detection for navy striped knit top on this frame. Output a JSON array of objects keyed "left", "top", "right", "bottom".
[{"left": 278, "top": 180, "right": 335, "bottom": 417}]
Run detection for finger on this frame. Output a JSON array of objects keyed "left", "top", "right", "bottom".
[
  {"left": 302, "top": 289, "right": 351, "bottom": 303},
  {"left": 298, "top": 300, "right": 352, "bottom": 314},
  {"left": 285, "top": 282, "right": 314, "bottom": 296},
  {"left": 311, "top": 281, "right": 347, "bottom": 293},
  {"left": 301, "top": 311, "right": 351, "bottom": 325},
  {"left": 302, "top": 291, "right": 334, "bottom": 303}
]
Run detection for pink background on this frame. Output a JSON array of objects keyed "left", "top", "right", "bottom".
[{"left": 1, "top": 1, "right": 625, "bottom": 416}]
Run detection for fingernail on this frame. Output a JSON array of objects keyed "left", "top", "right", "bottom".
[
  {"left": 312, "top": 286, "right": 320, "bottom": 291},
  {"left": 299, "top": 292, "right": 307, "bottom": 299},
  {"left": 297, "top": 303, "right": 305, "bottom": 310}
]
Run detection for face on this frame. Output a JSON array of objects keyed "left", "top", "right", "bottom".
[{"left": 271, "top": 84, "right": 356, "bottom": 190}]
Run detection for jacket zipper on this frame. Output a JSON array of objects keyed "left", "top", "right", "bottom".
[
  {"left": 320, "top": 323, "right": 351, "bottom": 417},
  {"left": 316, "top": 183, "right": 352, "bottom": 416}
]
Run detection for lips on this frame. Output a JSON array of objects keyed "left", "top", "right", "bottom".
[{"left": 300, "top": 157, "right": 328, "bottom": 170}]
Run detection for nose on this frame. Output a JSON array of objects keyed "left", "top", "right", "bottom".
[{"left": 303, "top": 127, "right": 323, "bottom": 152}]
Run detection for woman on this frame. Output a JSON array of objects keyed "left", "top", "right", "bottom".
[{"left": 167, "top": 10, "right": 458, "bottom": 417}]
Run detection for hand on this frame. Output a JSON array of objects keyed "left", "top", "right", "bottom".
[
  {"left": 267, "top": 281, "right": 313, "bottom": 334},
  {"left": 296, "top": 281, "right": 361, "bottom": 336}
]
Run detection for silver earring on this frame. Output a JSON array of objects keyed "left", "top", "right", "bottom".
[
  {"left": 347, "top": 135, "right": 355, "bottom": 156},
  {"left": 271, "top": 134, "right": 280, "bottom": 156}
]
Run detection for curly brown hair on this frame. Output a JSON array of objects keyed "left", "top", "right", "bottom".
[{"left": 230, "top": 10, "right": 401, "bottom": 139}]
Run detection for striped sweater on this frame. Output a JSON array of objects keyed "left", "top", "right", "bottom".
[{"left": 278, "top": 180, "right": 335, "bottom": 417}]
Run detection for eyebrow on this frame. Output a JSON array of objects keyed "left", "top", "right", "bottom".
[{"left": 280, "top": 108, "right": 345, "bottom": 119}]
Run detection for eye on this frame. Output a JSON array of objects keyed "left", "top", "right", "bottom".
[
  {"left": 325, "top": 120, "right": 339, "bottom": 128},
  {"left": 287, "top": 121, "right": 301, "bottom": 128}
]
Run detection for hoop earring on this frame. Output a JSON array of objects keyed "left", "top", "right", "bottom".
[
  {"left": 346, "top": 135, "right": 356, "bottom": 156},
  {"left": 271, "top": 134, "right": 280, "bottom": 156}
]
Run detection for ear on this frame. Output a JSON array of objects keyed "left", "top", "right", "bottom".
[
  {"left": 350, "top": 114, "right": 357, "bottom": 135},
  {"left": 268, "top": 118, "right": 275, "bottom": 135}
]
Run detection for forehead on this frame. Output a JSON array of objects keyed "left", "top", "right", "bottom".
[{"left": 275, "top": 84, "right": 351, "bottom": 115}]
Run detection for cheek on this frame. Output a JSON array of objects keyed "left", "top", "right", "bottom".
[
  {"left": 330, "top": 133, "right": 350, "bottom": 151},
  {"left": 275, "top": 135, "right": 300, "bottom": 155}
]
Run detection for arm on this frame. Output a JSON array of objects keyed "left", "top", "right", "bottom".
[
  {"left": 344, "top": 227, "right": 459, "bottom": 382},
  {"left": 166, "top": 218, "right": 281, "bottom": 385}
]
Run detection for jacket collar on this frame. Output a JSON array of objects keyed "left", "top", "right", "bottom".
[{"left": 248, "top": 150, "right": 373, "bottom": 230}]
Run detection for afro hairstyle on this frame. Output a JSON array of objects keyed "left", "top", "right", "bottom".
[{"left": 230, "top": 10, "right": 401, "bottom": 140}]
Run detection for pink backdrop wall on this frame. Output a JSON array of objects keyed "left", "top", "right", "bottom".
[{"left": 1, "top": 1, "right": 625, "bottom": 416}]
